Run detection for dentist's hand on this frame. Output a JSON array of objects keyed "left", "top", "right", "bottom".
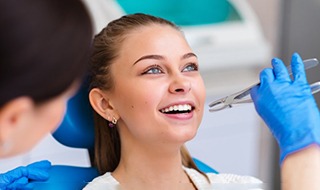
[
  {"left": 0, "top": 160, "right": 51, "bottom": 189},
  {"left": 250, "top": 53, "right": 320, "bottom": 164}
]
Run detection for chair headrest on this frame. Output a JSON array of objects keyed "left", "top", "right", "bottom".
[{"left": 52, "top": 78, "right": 95, "bottom": 149}]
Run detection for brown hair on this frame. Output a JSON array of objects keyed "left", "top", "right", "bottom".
[{"left": 89, "top": 13, "right": 208, "bottom": 180}]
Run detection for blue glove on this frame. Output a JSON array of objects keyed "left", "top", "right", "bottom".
[
  {"left": 0, "top": 160, "right": 51, "bottom": 190},
  {"left": 250, "top": 53, "right": 320, "bottom": 165}
]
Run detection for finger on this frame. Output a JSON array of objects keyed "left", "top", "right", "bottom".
[
  {"left": 1, "top": 166, "right": 27, "bottom": 183},
  {"left": 272, "top": 58, "right": 291, "bottom": 82},
  {"left": 27, "top": 168, "right": 50, "bottom": 181},
  {"left": 250, "top": 85, "right": 259, "bottom": 103},
  {"left": 22, "top": 183, "right": 35, "bottom": 190},
  {"left": 27, "top": 160, "right": 51, "bottom": 181},
  {"left": 27, "top": 160, "right": 51, "bottom": 169},
  {"left": 259, "top": 68, "right": 274, "bottom": 87},
  {"left": 6, "top": 177, "right": 28, "bottom": 189},
  {"left": 291, "top": 52, "right": 308, "bottom": 83}
]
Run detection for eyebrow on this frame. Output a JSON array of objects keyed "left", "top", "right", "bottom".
[
  {"left": 133, "top": 55, "right": 164, "bottom": 65},
  {"left": 182, "top": 52, "right": 197, "bottom": 59},
  {"left": 133, "top": 52, "right": 197, "bottom": 66}
]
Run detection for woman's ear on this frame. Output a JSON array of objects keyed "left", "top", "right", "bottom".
[
  {"left": 0, "top": 97, "right": 33, "bottom": 143},
  {"left": 89, "top": 88, "right": 117, "bottom": 121}
]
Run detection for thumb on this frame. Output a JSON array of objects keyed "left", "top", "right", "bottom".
[
  {"left": 26, "top": 160, "right": 51, "bottom": 181},
  {"left": 250, "top": 85, "right": 259, "bottom": 103}
]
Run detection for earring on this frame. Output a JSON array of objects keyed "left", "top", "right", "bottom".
[{"left": 108, "top": 117, "right": 117, "bottom": 128}]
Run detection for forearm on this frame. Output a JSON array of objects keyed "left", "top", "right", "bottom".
[{"left": 281, "top": 144, "right": 320, "bottom": 190}]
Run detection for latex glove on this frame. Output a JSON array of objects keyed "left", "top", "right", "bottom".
[
  {"left": 0, "top": 160, "right": 51, "bottom": 190},
  {"left": 250, "top": 53, "right": 320, "bottom": 164}
]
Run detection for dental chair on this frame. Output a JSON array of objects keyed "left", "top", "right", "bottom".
[{"left": 33, "top": 79, "right": 217, "bottom": 189}]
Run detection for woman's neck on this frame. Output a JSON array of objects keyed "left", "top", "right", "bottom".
[{"left": 112, "top": 143, "right": 195, "bottom": 190}]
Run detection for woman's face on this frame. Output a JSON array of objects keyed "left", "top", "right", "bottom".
[{"left": 109, "top": 24, "right": 206, "bottom": 146}]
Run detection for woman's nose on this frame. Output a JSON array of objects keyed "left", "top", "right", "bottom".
[{"left": 169, "top": 74, "right": 191, "bottom": 94}]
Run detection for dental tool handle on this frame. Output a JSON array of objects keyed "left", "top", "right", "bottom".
[
  {"left": 311, "top": 82, "right": 320, "bottom": 94},
  {"left": 286, "top": 58, "right": 318, "bottom": 75}
]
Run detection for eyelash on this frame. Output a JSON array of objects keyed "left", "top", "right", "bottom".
[
  {"left": 141, "top": 64, "right": 163, "bottom": 75},
  {"left": 141, "top": 63, "right": 199, "bottom": 75},
  {"left": 183, "top": 63, "right": 198, "bottom": 72}
]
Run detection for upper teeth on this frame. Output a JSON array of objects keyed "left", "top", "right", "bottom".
[{"left": 161, "top": 104, "right": 192, "bottom": 113}]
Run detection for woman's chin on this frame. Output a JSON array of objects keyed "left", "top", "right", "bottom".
[{"left": 170, "top": 128, "right": 198, "bottom": 144}]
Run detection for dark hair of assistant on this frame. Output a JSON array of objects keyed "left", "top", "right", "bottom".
[{"left": 0, "top": 0, "right": 93, "bottom": 107}]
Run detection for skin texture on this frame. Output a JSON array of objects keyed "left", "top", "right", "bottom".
[
  {"left": 281, "top": 145, "right": 320, "bottom": 190},
  {"left": 0, "top": 83, "right": 77, "bottom": 157},
  {"left": 89, "top": 24, "right": 205, "bottom": 189}
]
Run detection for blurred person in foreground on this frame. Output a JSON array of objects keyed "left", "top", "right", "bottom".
[{"left": 0, "top": 0, "right": 93, "bottom": 189}]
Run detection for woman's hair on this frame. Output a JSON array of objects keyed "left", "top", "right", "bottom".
[
  {"left": 0, "top": 0, "right": 93, "bottom": 107},
  {"left": 89, "top": 13, "right": 208, "bottom": 180}
]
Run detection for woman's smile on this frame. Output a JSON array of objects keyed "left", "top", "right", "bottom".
[{"left": 159, "top": 101, "right": 195, "bottom": 120}]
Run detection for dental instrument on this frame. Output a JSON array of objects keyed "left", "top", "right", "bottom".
[{"left": 208, "top": 58, "right": 320, "bottom": 112}]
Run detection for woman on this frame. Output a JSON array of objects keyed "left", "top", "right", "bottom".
[
  {"left": 85, "top": 13, "right": 261, "bottom": 190},
  {"left": 85, "top": 13, "right": 320, "bottom": 189},
  {"left": 0, "top": 0, "right": 92, "bottom": 158},
  {"left": 0, "top": 0, "right": 92, "bottom": 188}
]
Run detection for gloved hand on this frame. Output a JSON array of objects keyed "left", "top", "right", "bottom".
[
  {"left": 0, "top": 160, "right": 51, "bottom": 190},
  {"left": 250, "top": 53, "right": 320, "bottom": 165}
]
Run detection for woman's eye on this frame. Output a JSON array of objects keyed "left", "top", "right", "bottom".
[
  {"left": 142, "top": 65, "right": 163, "bottom": 75},
  {"left": 182, "top": 63, "right": 198, "bottom": 72}
]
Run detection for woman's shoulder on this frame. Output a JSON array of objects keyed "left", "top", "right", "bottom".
[{"left": 83, "top": 172, "right": 120, "bottom": 190}]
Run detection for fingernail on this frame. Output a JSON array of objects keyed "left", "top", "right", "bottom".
[{"left": 272, "top": 58, "right": 280, "bottom": 64}]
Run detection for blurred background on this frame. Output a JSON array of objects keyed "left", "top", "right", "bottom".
[{"left": 1, "top": 1, "right": 319, "bottom": 189}]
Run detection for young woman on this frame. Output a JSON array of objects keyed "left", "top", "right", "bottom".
[{"left": 85, "top": 13, "right": 320, "bottom": 190}]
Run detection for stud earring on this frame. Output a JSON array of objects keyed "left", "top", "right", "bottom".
[{"left": 108, "top": 117, "right": 117, "bottom": 128}]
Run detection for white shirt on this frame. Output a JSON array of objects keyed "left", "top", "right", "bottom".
[{"left": 83, "top": 167, "right": 263, "bottom": 190}]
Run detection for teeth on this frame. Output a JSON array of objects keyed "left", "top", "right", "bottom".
[{"left": 161, "top": 104, "right": 192, "bottom": 113}]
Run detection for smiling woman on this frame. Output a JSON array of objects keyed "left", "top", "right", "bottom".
[{"left": 84, "top": 13, "right": 262, "bottom": 190}]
